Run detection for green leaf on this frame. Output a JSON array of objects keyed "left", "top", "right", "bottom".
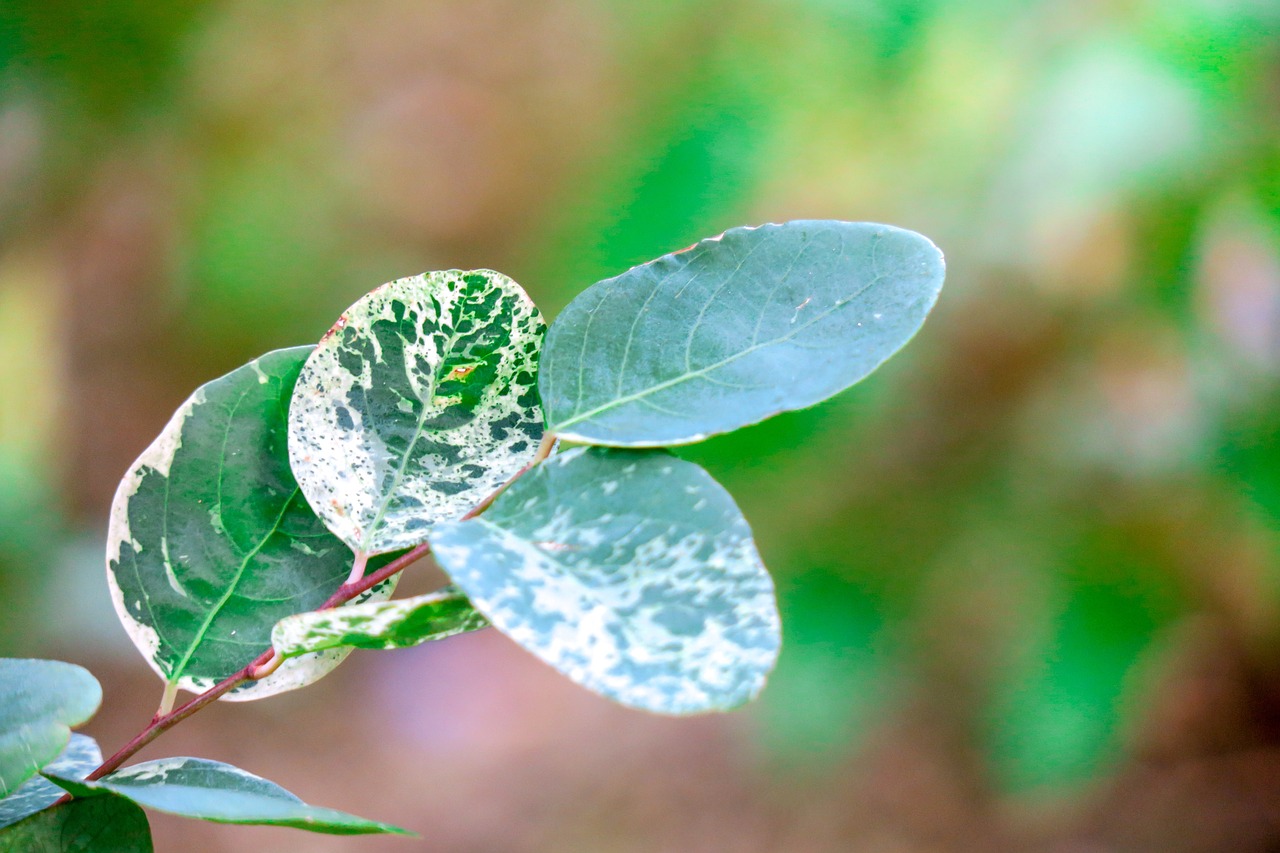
[
  {"left": 106, "top": 347, "right": 396, "bottom": 702},
  {"left": 45, "top": 758, "right": 411, "bottom": 837},
  {"left": 430, "top": 447, "right": 781, "bottom": 714},
  {"left": 289, "top": 270, "right": 546, "bottom": 556},
  {"left": 0, "top": 735, "right": 101, "bottom": 829},
  {"left": 0, "top": 660, "right": 100, "bottom": 798},
  {"left": 540, "top": 220, "right": 945, "bottom": 446},
  {"left": 272, "top": 586, "right": 488, "bottom": 657},
  {"left": 0, "top": 795, "right": 152, "bottom": 853}
]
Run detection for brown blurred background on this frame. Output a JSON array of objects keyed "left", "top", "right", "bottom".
[{"left": 3, "top": 0, "right": 1280, "bottom": 850}]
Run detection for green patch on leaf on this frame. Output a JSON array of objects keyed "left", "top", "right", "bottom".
[
  {"left": 0, "top": 735, "right": 101, "bottom": 830},
  {"left": 431, "top": 447, "right": 781, "bottom": 714},
  {"left": 45, "top": 757, "right": 410, "bottom": 837},
  {"left": 0, "top": 660, "right": 100, "bottom": 799},
  {"left": 106, "top": 348, "right": 395, "bottom": 701},
  {"left": 0, "top": 795, "right": 152, "bottom": 853},
  {"left": 289, "top": 270, "right": 546, "bottom": 555},
  {"left": 272, "top": 586, "right": 488, "bottom": 657},
  {"left": 540, "top": 220, "right": 944, "bottom": 446}
]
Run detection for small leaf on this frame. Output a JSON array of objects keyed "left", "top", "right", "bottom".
[
  {"left": 106, "top": 347, "right": 396, "bottom": 701},
  {"left": 0, "top": 795, "right": 152, "bottom": 853},
  {"left": 0, "top": 660, "right": 101, "bottom": 798},
  {"left": 272, "top": 586, "right": 488, "bottom": 657},
  {"left": 289, "top": 270, "right": 546, "bottom": 555},
  {"left": 45, "top": 758, "right": 411, "bottom": 836},
  {"left": 540, "top": 220, "right": 945, "bottom": 445},
  {"left": 0, "top": 735, "right": 101, "bottom": 830},
  {"left": 430, "top": 447, "right": 781, "bottom": 714}
]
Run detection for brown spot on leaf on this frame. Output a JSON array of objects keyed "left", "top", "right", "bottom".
[{"left": 321, "top": 315, "right": 349, "bottom": 342}]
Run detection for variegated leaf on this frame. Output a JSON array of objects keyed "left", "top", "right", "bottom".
[
  {"left": 430, "top": 447, "right": 781, "bottom": 715},
  {"left": 0, "top": 735, "right": 101, "bottom": 830},
  {"left": 45, "top": 757, "right": 410, "bottom": 836},
  {"left": 0, "top": 660, "right": 100, "bottom": 799},
  {"left": 289, "top": 270, "right": 546, "bottom": 556},
  {"left": 540, "top": 220, "right": 945, "bottom": 446},
  {"left": 107, "top": 347, "right": 396, "bottom": 702},
  {"left": 272, "top": 586, "right": 488, "bottom": 657}
]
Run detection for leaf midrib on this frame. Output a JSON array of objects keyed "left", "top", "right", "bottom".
[
  {"left": 358, "top": 287, "right": 472, "bottom": 553},
  {"left": 553, "top": 264, "right": 888, "bottom": 431},
  {"left": 167, "top": 377, "right": 297, "bottom": 687}
]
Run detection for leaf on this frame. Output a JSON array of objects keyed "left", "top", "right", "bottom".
[
  {"left": 289, "top": 270, "right": 546, "bottom": 556},
  {"left": 272, "top": 586, "right": 488, "bottom": 657},
  {"left": 0, "top": 735, "right": 101, "bottom": 830},
  {"left": 0, "top": 795, "right": 152, "bottom": 853},
  {"left": 106, "top": 347, "right": 396, "bottom": 702},
  {"left": 0, "top": 660, "right": 100, "bottom": 799},
  {"left": 430, "top": 447, "right": 781, "bottom": 714},
  {"left": 45, "top": 758, "right": 411, "bottom": 837},
  {"left": 539, "top": 220, "right": 945, "bottom": 446}
]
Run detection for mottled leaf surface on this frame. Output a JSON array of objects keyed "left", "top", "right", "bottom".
[
  {"left": 46, "top": 758, "right": 410, "bottom": 836},
  {"left": 431, "top": 448, "right": 781, "bottom": 714},
  {"left": 0, "top": 660, "right": 100, "bottom": 798},
  {"left": 273, "top": 586, "right": 488, "bottom": 657},
  {"left": 289, "top": 270, "right": 545, "bottom": 555},
  {"left": 0, "top": 795, "right": 152, "bottom": 853},
  {"left": 0, "top": 735, "right": 101, "bottom": 829},
  {"left": 540, "top": 220, "right": 945, "bottom": 445},
  {"left": 106, "top": 347, "right": 394, "bottom": 701}
]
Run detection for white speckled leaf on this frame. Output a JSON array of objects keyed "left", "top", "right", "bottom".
[
  {"left": 0, "top": 735, "right": 101, "bottom": 830},
  {"left": 44, "top": 758, "right": 409, "bottom": 836},
  {"left": 289, "top": 270, "right": 546, "bottom": 555},
  {"left": 106, "top": 348, "right": 397, "bottom": 702},
  {"left": 272, "top": 586, "right": 488, "bottom": 657},
  {"left": 430, "top": 447, "right": 781, "bottom": 715},
  {"left": 0, "top": 660, "right": 100, "bottom": 799},
  {"left": 540, "top": 220, "right": 945, "bottom": 446}
]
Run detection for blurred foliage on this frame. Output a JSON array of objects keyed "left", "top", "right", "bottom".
[{"left": 2, "top": 3, "right": 1280, "bottom": 845}]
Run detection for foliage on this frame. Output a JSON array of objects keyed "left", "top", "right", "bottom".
[{"left": 0, "top": 219, "right": 943, "bottom": 847}]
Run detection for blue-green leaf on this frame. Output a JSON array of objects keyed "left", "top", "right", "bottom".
[
  {"left": 0, "top": 795, "right": 152, "bottom": 853},
  {"left": 430, "top": 447, "right": 781, "bottom": 714},
  {"left": 272, "top": 586, "right": 488, "bottom": 657},
  {"left": 0, "top": 660, "right": 100, "bottom": 799},
  {"left": 0, "top": 735, "right": 101, "bottom": 829},
  {"left": 540, "top": 220, "right": 944, "bottom": 445},
  {"left": 45, "top": 757, "right": 410, "bottom": 836},
  {"left": 106, "top": 348, "right": 396, "bottom": 702},
  {"left": 289, "top": 270, "right": 546, "bottom": 556}
]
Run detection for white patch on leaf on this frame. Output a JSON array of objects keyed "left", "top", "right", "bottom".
[
  {"left": 430, "top": 448, "right": 781, "bottom": 715},
  {"left": 289, "top": 270, "right": 546, "bottom": 555},
  {"left": 105, "top": 391, "right": 203, "bottom": 679}
]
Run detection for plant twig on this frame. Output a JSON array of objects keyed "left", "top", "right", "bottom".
[{"left": 81, "top": 433, "right": 558, "bottom": 784}]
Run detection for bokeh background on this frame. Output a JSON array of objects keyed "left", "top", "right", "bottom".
[{"left": 3, "top": 1, "right": 1280, "bottom": 850}]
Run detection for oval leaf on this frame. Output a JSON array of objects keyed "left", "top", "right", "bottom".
[
  {"left": 430, "top": 447, "right": 781, "bottom": 714},
  {"left": 0, "top": 795, "right": 152, "bottom": 853},
  {"left": 106, "top": 347, "right": 395, "bottom": 701},
  {"left": 540, "top": 220, "right": 945, "bottom": 445},
  {"left": 272, "top": 586, "right": 488, "bottom": 657},
  {"left": 0, "top": 735, "right": 101, "bottom": 830},
  {"left": 289, "top": 270, "right": 546, "bottom": 555},
  {"left": 45, "top": 758, "right": 410, "bottom": 837},
  {"left": 0, "top": 660, "right": 100, "bottom": 798}
]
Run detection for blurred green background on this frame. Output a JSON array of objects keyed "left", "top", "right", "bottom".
[{"left": 2, "top": 1, "right": 1280, "bottom": 850}]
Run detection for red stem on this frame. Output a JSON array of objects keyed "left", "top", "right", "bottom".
[
  {"left": 82, "top": 431, "right": 557, "bottom": 782},
  {"left": 82, "top": 542, "right": 434, "bottom": 784}
]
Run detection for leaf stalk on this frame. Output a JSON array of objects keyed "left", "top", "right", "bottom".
[{"left": 82, "top": 433, "right": 557, "bottom": 784}]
